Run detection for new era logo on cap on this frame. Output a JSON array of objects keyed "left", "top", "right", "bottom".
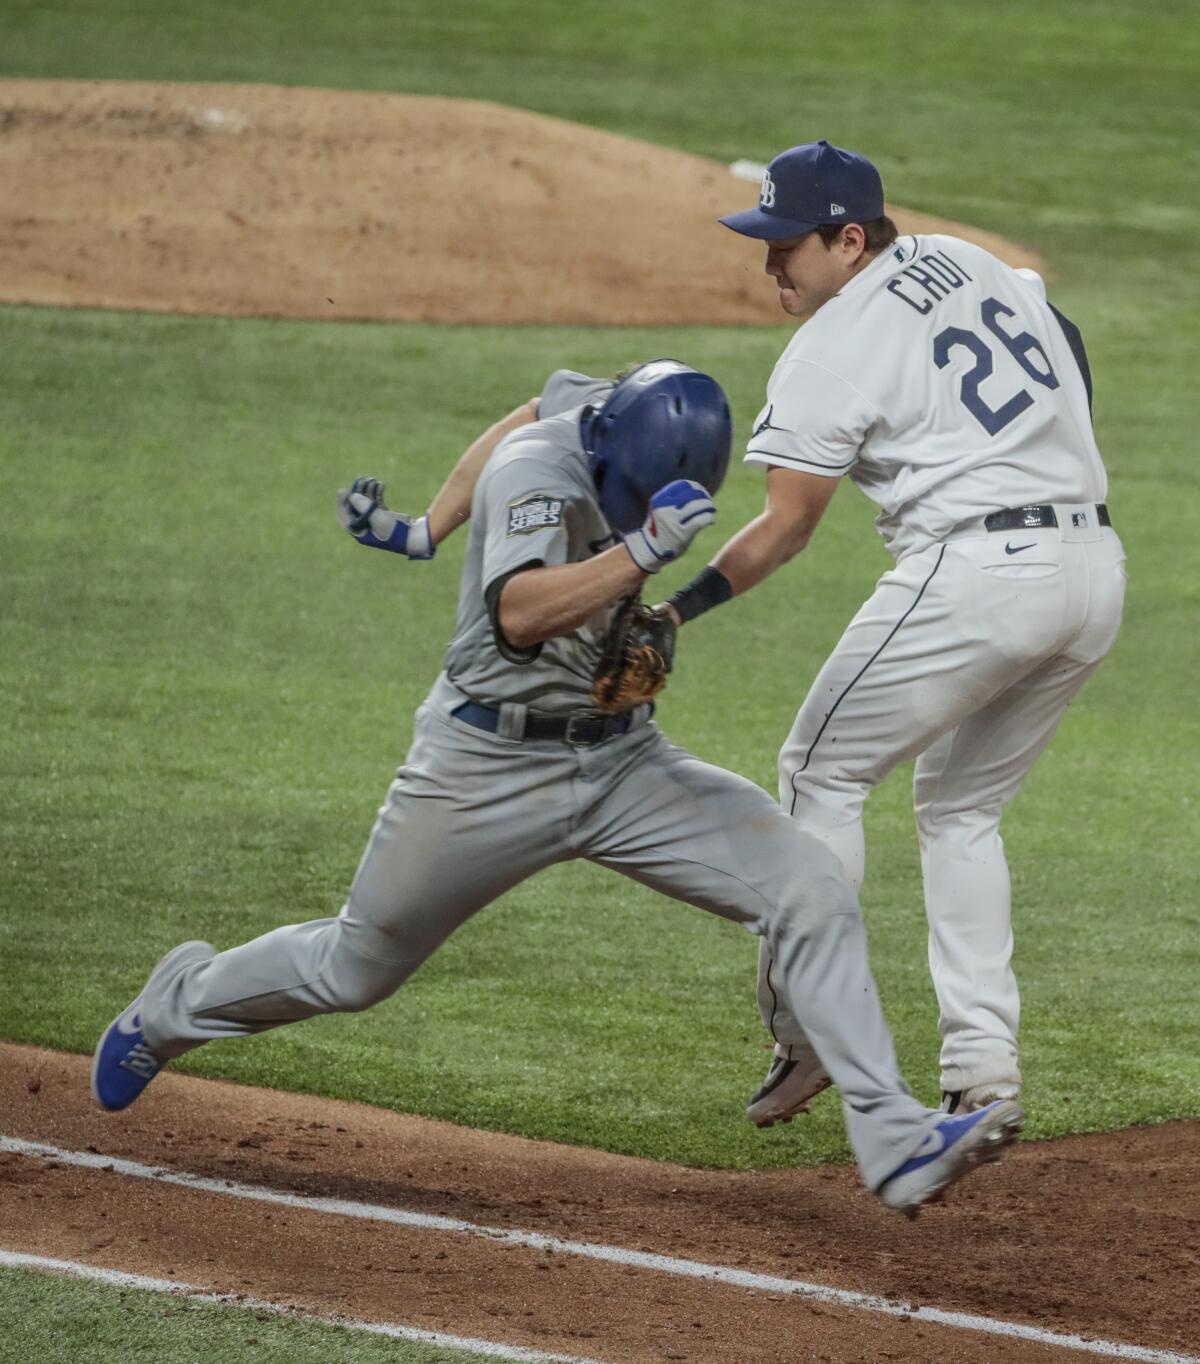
[{"left": 720, "top": 140, "right": 884, "bottom": 241}]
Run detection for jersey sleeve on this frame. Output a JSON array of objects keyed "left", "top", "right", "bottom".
[
  {"left": 1014, "top": 267, "right": 1048, "bottom": 302},
  {"left": 476, "top": 451, "right": 582, "bottom": 665},
  {"left": 477, "top": 453, "right": 578, "bottom": 591},
  {"left": 743, "top": 360, "right": 874, "bottom": 478},
  {"left": 537, "top": 369, "right": 613, "bottom": 419}
]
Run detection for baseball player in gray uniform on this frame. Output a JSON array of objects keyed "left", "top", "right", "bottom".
[
  {"left": 662, "top": 142, "right": 1126, "bottom": 1127},
  {"left": 92, "top": 359, "right": 1023, "bottom": 1213}
]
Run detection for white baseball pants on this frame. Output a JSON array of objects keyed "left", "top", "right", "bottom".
[{"left": 761, "top": 509, "right": 1126, "bottom": 1093}]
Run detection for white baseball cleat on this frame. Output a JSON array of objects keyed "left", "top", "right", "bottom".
[
  {"left": 746, "top": 1050, "right": 832, "bottom": 1128},
  {"left": 941, "top": 1082, "right": 1022, "bottom": 1114},
  {"left": 878, "top": 1099, "right": 1025, "bottom": 1216}
]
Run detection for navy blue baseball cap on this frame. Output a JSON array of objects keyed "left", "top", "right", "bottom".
[{"left": 720, "top": 140, "right": 885, "bottom": 240}]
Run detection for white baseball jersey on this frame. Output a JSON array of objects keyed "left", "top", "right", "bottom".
[{"left": 745, "top": 233, "right": 1108, "bottom": 560}]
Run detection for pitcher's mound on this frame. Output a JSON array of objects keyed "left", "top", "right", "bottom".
[{"left": 0, "top": 80, "right": 1043, "bottom": 325}]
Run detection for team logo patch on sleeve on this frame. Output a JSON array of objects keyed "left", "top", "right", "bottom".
[{"left": 507, "top": 493, "right": 564, "bottom": 536}]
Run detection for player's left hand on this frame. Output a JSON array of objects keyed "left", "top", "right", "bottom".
[
  {"left": 336, "top": 477, "right": 435, "bottom": 559},
  {"left": 622, "top": 480, "right": 716, "bottom": 574}
]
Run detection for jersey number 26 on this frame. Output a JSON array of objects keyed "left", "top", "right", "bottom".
[{"left": 934, "top": 297, "right": 1060, "bottom": 436}]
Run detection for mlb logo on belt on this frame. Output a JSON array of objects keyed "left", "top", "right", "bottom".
[{"left": 1071, "top": 511, "right": 1089, "bottom": 528}]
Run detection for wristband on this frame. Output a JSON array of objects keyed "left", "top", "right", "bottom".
[{"left": 668, "top": 566, "right": 732, "bottom": 623}]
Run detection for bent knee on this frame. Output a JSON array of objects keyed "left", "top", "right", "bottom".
[
  {"left": 318, "top": 961, "right": 406, "bottom": 1013},
  {"left": 763, "top": 843, "right": 862, "bottom": 929},
  {"left": 914, "top": 799, "right": 1003, "bottom": 842},
  {"left": 316, "top": 925, "right": 416, "bottom": 1013},
  {"left": 781, "top": 763, "right": 872, "bottom": 818}
]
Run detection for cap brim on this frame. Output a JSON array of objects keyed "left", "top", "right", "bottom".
[{"left": 718, "top": 207, "right": 821, "bottom": 240}]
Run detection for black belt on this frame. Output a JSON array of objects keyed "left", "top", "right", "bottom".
[
  {"left": 983, "top": 503, "right": 1110, "bottom": 532},
  {"left": 451, "top": 700, "right": 639, "bottom": 747}
]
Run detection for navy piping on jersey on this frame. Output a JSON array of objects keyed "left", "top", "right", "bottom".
[
  {"left": 788, "top": 544, "right": 948, "bottom": 810},
  {"left": 765, "top": 953, "right": 783, "bottom": 1044},
  {"left": 1048, "top": 302, "right": 1094, "bottom": 412},
  {"left": 746, "top": 448, "right": 856, "bottom": 473}
]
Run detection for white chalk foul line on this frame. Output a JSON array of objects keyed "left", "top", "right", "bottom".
[
  {"left": 0, "top": 1249, "right": 605, "bottom": 1364},
  {"left": 4, "top": 1135, "right": 1197, "bottom": 1364}
]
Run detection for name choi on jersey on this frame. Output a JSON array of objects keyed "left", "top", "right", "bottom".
[
  {"left": 508, "top": 494, "right": 564, "bottom": 536},
  {"left": 886, "top": 249, "right": 974, "bottom": 315}
]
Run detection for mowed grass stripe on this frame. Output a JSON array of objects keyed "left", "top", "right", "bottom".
[
  {"left": 0, "top": 1254, "right": 604, "bottom": 1364},
  {"left": 1, "top": 0, "right": 1197, "bottom": 1167}
]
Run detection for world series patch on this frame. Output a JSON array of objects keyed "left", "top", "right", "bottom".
[{"left": 507, "top": 493, "right": 564, "bottom": 536}]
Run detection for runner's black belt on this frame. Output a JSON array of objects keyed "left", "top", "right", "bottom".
[
  {"left": 983, "top": 503, "right": 1111, "bottom": 532},
  {"left": 451, "top": 700, "right": 639, "bottom": 747}
]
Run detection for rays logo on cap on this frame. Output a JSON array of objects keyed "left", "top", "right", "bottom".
[
  {"left": 760, "top": 169, "right": 777, "bottom": 209},
  {"left": 719, "top": 141, "right": 885, "bottom": 241}
]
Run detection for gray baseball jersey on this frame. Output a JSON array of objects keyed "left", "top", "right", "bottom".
[
  {"left": 441, "top": 373, "right": 618, "bottom": 713},
  {"left": 133, "top": 375, "right": 949, "bottom": 1191}
]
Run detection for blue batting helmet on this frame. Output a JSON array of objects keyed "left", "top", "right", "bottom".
[{"left": 580, "top": 360, "right": 733, "bottom": 534}]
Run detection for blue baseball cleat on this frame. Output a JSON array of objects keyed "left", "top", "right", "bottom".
[
  {"left": 91, "top": 998, "right": 164, "bottom": 1111},
  {"left": 878, "top": 1099, "right": 1025, "bottom": 1216},
  {"left": 91, "top": 941, "right": 215, "bottom": 1111}
]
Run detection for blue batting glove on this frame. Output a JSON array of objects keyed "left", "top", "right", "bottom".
[
  {"left": 336, "top": 478, "right": 434, "bottom": 560},
  {"left": 623, "top": 479, "right": 716, "bottom": 573}
]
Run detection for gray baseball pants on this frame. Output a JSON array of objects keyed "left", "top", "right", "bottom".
[{"left": 141, "top": 686, "right": 939, "bottom": 1190}]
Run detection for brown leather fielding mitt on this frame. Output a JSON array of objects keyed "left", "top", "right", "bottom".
[{"left": 591, "top": 599, "right": 677, "bottom": 713}]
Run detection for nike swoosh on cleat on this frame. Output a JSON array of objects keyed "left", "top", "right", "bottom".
[
  {"left": 115, "top": 1007, "right": 143, "bottom": 1036},
  {"left": 911, "top": 1128, "right": 946, "bottom": 1159}
]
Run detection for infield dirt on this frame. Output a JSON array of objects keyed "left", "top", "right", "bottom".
[
  {"left": 0, "top": 80, "right": 1044, "bottom": 325},
  {"left": 3, "top": 1044, "right": 1198, "bottom": 1363}
]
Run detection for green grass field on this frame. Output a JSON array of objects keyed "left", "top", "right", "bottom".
[
  {"left": 1, "top": 0, "right": 1197, "bottom": 1177},
  {"left": 0, "top": 1266, "right": 499, "bottom": 1363}
]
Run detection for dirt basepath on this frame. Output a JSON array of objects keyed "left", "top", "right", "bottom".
[
  {"left": 2, "top": 1045, "right": 1196, "bottom": 1363},
  {"left": 0, "top": 80, "right": 1043, "bottom": 325}
]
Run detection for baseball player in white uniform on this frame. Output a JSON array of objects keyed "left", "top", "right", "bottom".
[
  {"left": 92, "top": 359, "right": 1025, "bottom": 1214},
  {"left": 664, "top": 141, "right": 1126, "bottom": 1125}
]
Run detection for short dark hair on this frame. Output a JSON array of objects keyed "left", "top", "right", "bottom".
[{"left": 815, "top": 215, "right": 898, "bottom": 254}]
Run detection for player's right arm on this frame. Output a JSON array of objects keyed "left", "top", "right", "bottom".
[
  {"left": 664, "top": 359, "right": 867, "bottom": 624},
  {"left": 660, "top": 467, "right": 839, "bottom": 626},
  {"left": 338, "top": 371, "right": 615, "bottom": 560},
  {"left": 710, "top": 467, "right": 841, "bottom": 592},
  {"left": 425, "top": 397, "right": 540, "bottom": 544},
  {"left": 426, "top": 370, "right": 613, "bottom": 546},
  {"left": 336, "top": 397, "right": 538, "bottom": 558}
]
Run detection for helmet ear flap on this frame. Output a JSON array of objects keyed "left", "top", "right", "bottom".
[
  {"left": 584, "top": 360, "right": 731, "bottom": 533},
  {"left": 580, "top": 403, "right": 601, "bottom": 457}
]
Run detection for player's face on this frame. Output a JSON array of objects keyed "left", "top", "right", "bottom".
[{"left": 764, "top": 233, "right": 847, "bottom": 318}]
